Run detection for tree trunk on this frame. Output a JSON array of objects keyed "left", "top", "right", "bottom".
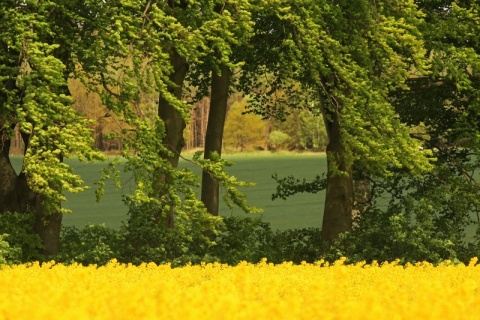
[
  {"left": 157, "top": 50, "right": 188, "bottom": 227},
  {"left": 33, "top": 195, "right": 62, "bottom": 256},
  {"left": 352, "top": 173, "right": 370, "bottom": 228},
  {"left": 0, "top": 128, "right": 62, "bottom": 256},
  {"left": 158, "top": 51, "right": 189, "bottom": 167},
  {"left": 201, "top": 65, "right": 231, "bottom": 216},
  {"left": 0, "top": 127, "right": 21, "bottom": 213},
  {"left": 321, "top": 109, "right": 354, "bottom": 242}
]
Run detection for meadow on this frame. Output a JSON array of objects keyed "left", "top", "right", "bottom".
[
  {"left": 11, "top": 153, "right": 327, "bottom": 231},
  {"left": 1, "top": 258, "right": 480, "bottom": 319}
]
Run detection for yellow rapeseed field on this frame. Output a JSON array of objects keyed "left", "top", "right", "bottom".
[{"left": 1, "top": 258, "right": 480, "bottom": 319}]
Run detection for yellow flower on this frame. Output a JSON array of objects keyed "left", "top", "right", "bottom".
[{"left": 1, "top": 258, "right": 480, "bottom": 319}]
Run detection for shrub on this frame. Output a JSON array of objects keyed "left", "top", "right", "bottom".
[
  {"left": 119, "top": 200, "right": 220, "bottom": 267},
  {"left": 268, "top": 130, "right": 289, "bottom": 150},
  {"left": 0, "top": 211, "right": 43, "bottom": 264},
  {"left": 207, "top": 216, "right": 322, "bottom": 265},
  {"left": 58, "top": 224, "right": 123, "bottom": 266},
  {"left": 208, "top": 216, "right": 274, "bottom": 265},
  {"left": 0, "top": 234, "right": 11, "bottom": 265},
  {"left": 326, "top": 207, "right": 463, "bottom": 265},
  {"left": 267, "top": 228, "right": 322, "bottom": 264}
]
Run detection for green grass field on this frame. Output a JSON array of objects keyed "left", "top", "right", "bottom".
[{"left": 10, "top": 153, "right": 327, "bottom": 231}]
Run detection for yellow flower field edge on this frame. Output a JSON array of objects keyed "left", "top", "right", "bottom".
[{"left": 1, "top": 258, "right": 480, "bottom": 319}]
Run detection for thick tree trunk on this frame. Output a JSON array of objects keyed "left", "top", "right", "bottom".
[
  {"left": 0, "top": 31, "right": 68, "bottom": 258},
  {"left": 33, "top": 196, "right": 62, "bottom": 256},
  {"left": 321, "top": 109, "right": 354, "bottom": 242},
  {"left": 0, "top": 128, "right": 62, "bottom": 256},
  {"left": 201, "top": 65, "right": 231, "bottom": 216},
  {"left": 0, "top": 128, "right": 21, "bottom": 213},
  {"left": 157, "top": 50, "right": 188, "bottom": 227}
]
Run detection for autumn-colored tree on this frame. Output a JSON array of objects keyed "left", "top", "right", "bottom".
[{"left": 223, "top": 100, "right": 267, "bottom": 152}]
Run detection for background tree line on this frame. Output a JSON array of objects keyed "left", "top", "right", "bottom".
[
  {"left": 9, "top": 88, "right": 328, "bottom": 154},
  {"left": 1, "top": 0, "right": 480, "bottom": 265}
]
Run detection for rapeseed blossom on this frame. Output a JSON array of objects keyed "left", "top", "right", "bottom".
[{"left": 1, "top": 258, "right": 480, "bottom": 319}]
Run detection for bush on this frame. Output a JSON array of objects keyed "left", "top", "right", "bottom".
[
  {"left": 325, "top": 207, "right": 464, "bottom": 265},
  {"left": 207, "top": 216, "right": 322, "bottom": 265},
  {"left": 267, "top": 228, "right": 322, "bottom": 264},
  {"left": 0, "top": 211, "right": 43, "bottom": 264},
  {"left": 268, "top": 130, "right": 289, "bottom": 150},
  {"left": 0, "top": 234, "right": 12, "bottom": 265},
  {"left": 58, "top": 224, "right": 123, "bottom": 266},
  {"left": 55, "top": 209, "right": 480, "bottom": 267},
  {"left": 119, "top": 200, "right": 220, "bottom": 267},
  {"left": 208, "top": 216, "right": 274, "bottom": 265}
]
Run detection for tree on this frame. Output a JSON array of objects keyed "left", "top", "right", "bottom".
[
  {"left": 83, "top": 1, "right": 261, "bottom": 258},
  {"left": 201, "top": 64, "right": 231, "bottom": 216},
  {"left": 268, "top": 130, "right": 289, "bottom": 151},
  {"left": 223, "top": 99, "right": 267, "bottom": 151},
  {"left": 351, "top": 0, "right": 480, "bottom": 260},
  {"left": 0, "top": 1, "right": 104, "bottom": 255},
  {"left": 177, "top": 0, "right": 255, "bottom": 217},
  {"left": 269, "top": 108, "right": 327, "bottom": 151},
  {"left": 241, "top": 0, "right": 433, "bottom": 242},
  {"left": 298, "top": 110, "right": 327, "bottom": 151}
]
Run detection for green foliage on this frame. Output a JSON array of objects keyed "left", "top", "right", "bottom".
[
  {"left": 0, "top": 212, "right": 43, "bottom": 264},
  {"left": 185, "top": 0, "right": 255, "bottom": 99},
  {"left": 242, "top": 0, "right": 433, "bottom": 176},
  {"left": 0, "top": 1, "right": 105, "bottom": 214},
  {"left": 327, "top": 209, "right": 460, "bottom": 264},
  {"left": 208, "top": 216, "right": 322, "bottom": 265},
  {"left": 5, "top": 0, "right": 480, "bottom": 268},
  {"left": 269, "top": 109, "right": 328, "bottom": 151},
  {"left": 121, "top": 192, "right": 222, "bottom": 266},
  {"left": 75, "top": 1, "right": 262, "bottom": 255},
  {"left": 268, "top": 130, "right": 289, "bottom": 150},
  {"left": 58, "top": 224, "right": 122, "bottom": 266},
  {"left": 272, "top": 173, "right": 327, "bottom": 200},
  {"left": 0, "top": 235, "right": 11, "bottom": 266},
  {"left": 208, "top": 216, "right": 273, "bottom": 265},
  {"left": 354, "top": 0, "right": 480, "bottom": 265},
  {"left": 56, "top": 205, "right": 479, "bottom": 266},
  {"left": 327, "top": 148, "right": 480, "bottom": 264},
  {"left": 192, "top": 151, "right": 262, "bottom": 214},
  {"left": 266, "top": 227, "right": 322, "bottom": 264},
  {"left": 55, "top": 216, "right": 323, "bottom": 266}
]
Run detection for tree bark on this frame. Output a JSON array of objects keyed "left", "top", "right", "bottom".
[
  {"left": 157, "top": 50, "right": 188, "bottom": 227},
  {"left": 33, "top": 195, "right": 62, "bottom": 256},
  {"left": 321, "top": 108, "right": 354, "bottom": 242},
  {"left": 0, "top": 128, "right": 62, "bottom": 256},
  {"left": 352, "top": 172, "right": 370, "bottom": 228},
  {"left": 201, "top": 65, "right": 231, "bottom": 216},
  {"left": 158, "top": 51, "right": 189, "bottom": 168},
  {"left": 0, "top": 127, "right": 22, "bottom": 213}
]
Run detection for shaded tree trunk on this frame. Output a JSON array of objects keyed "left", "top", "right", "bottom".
[
  {"left": 0, "top": 127, "right": 22, "bottom": 213},
  {"left": 158, "top": 51, "right": 189, "bottom": 168},
  {"left": 0, "top": 128, "right": 62, "bottom": 255},
  {"left": 33, "top": 195, "right": 62, "bottom": 256},
  {"left": 157, "top": 50, "right": 189, "bottom": 227},
  {"left": 321, "top": 108, "right": 354, "bottom": 242},
  {"left": 352, "top": 172, "right": 371, "bottom": 228},
  {"left": 201, "top": 65, "right": 231, "bottom": 216}
]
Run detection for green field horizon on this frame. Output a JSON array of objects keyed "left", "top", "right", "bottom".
[{"left": 10, "top": 152, "right": 328, "bottom": 231}]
